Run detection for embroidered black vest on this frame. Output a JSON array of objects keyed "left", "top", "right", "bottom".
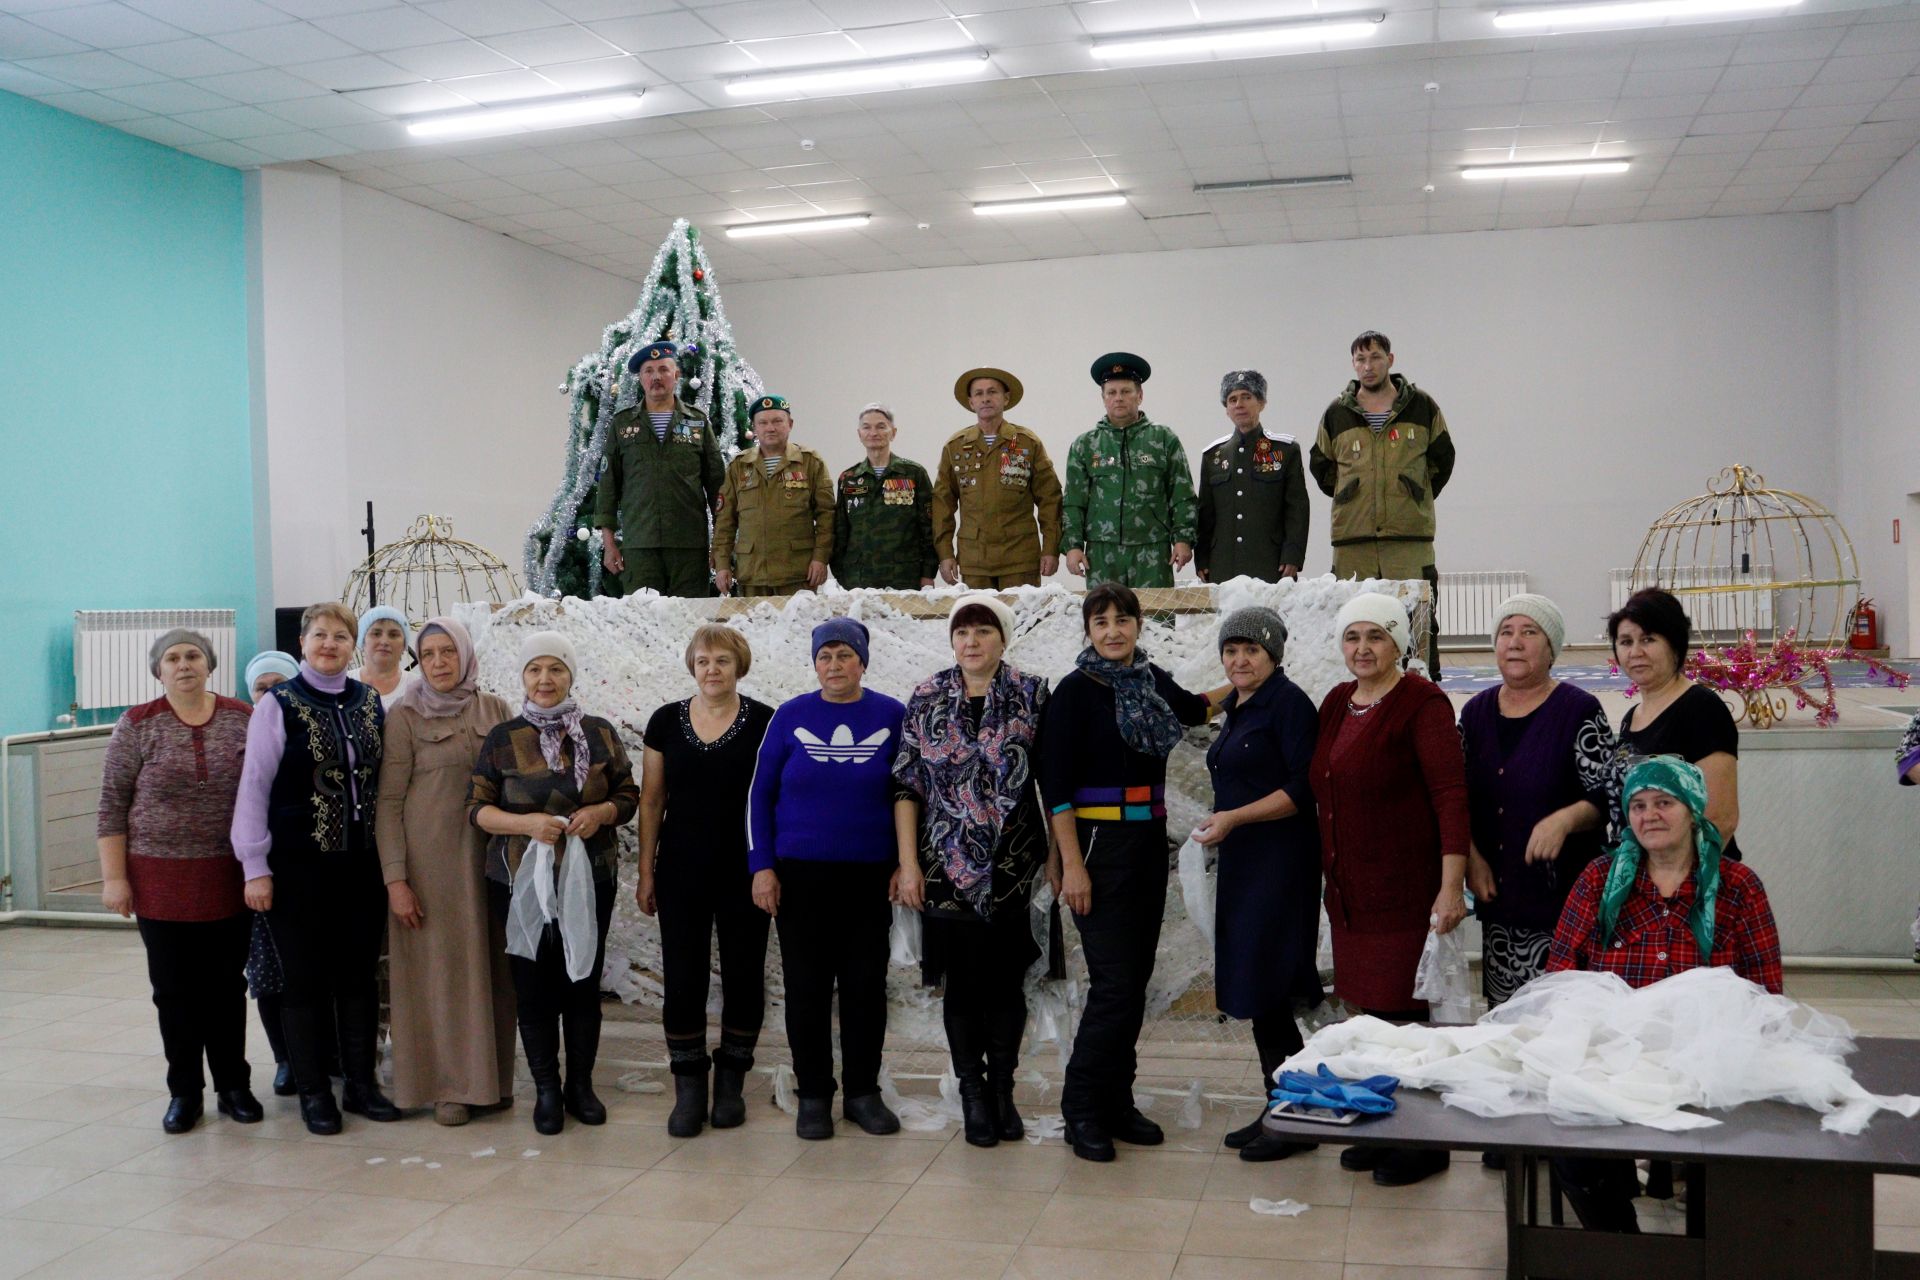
[{"left": 266, "top": 675, "right": 383, "bottom": 858}]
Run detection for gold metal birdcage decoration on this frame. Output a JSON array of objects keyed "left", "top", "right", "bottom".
[
  {"left": 343, "top": 515, "right": 520, "bottom": 625},
  {"left": 1630, "top": 465, "right": 1862, "bottom": 727}
]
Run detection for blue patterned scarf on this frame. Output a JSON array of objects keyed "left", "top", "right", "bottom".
[
  {"left": 893, "top": 663, "right": 1045, "bottom": 916},
  {"left": 1075, "top": 644, "right": 1184, "bottom": 758}
]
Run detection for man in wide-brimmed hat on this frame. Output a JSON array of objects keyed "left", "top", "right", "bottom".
[{"left": 932, "top": 366, "right": 1064, "bottom": 589}]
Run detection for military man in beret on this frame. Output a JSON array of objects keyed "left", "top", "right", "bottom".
[
  {"left": 1309, "top": 330, "right": 1455, "bottom": 675},
  {"left": 594, "top": 340, "right": 726, "bottom": 596},
  {"left": 933, "top": 366, "right": 1063, "bottom": 589},
  {"left": 1196, "top": 369, "right": 1309, "bottom": 584},
  {"left": 711, "top": 395, "right": 835, "bottom": 596},
  {"left": 831, "top": 403, "right": 937, "bottom": 589},
  {"left": 1062, "top": 353, "right": 1197, "bottom": 589}
]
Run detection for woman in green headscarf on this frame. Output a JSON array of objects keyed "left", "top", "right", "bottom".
[{"left": 1543, "top": 756, "right": 1783, "bottom": 1233}]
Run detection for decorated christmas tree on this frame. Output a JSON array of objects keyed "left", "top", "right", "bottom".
[{"left": 524, "top": 219, "right": 766, "bottom": 599}]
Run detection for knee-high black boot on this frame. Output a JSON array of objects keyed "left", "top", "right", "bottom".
[
  {"left": 521, "top": 1014, "right": 565, "bottom": 1136},
  {"left": 984, "top": 996, "right": 1028, "bottom": 1143},
  {"left": 561, "top": 1002, "right": 606, "bottom": 1126},
  {"left": 337, "top": 997, "right": 399, "bottom": 1122}
]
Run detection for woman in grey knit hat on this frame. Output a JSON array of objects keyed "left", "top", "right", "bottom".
[{"left": 1192, "top": 606, "right": 1323, "bottom": 1162}]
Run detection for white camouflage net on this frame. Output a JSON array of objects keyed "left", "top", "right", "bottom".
[{"left": 453, "top": 574, "right": 1430, "bottom": 1094}]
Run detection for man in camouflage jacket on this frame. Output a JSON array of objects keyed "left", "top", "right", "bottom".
[
  {"left": 1062, "top": 353, "right": 1197, "bottom": 589},
  {"left": 831, "top": 403, "right": 937, "bottom": 589}
]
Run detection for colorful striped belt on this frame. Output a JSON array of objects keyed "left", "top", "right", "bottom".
[{"left": 1059, "top": 785, "right": 1166, "bottom": 822}]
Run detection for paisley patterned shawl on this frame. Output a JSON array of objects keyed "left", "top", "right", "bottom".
[{"left": 893, "top": 662, "right": 1047, "bottom": 915}]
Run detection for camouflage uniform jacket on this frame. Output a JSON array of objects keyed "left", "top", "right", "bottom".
[
  {"left": 831, "top": 455, "right": 938, "bottom": 589},
  {"left": 1061, "top": 415, "right": 1198, "bottom": 551}
]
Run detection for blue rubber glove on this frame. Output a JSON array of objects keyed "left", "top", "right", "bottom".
[{"left": 1270, "top": 1064, "right": 1399, "bottom": 1116}]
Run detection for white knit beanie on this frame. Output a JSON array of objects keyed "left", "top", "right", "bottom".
[
  {"left": 950, "top": 592, "right": 1017, "bottom": 646},
  {"left": 1493, "top": 593, "right": 1566, "bottom": 660},
  {"left": 1334, "top": 592, "right": 1411, "bottom": 658},
  {"left": 518, "top": 630, "right": 580, "bottom": 679}
]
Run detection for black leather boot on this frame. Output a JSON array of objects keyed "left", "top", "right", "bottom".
[
  {"left": 217, "top": 1088, "right": 264, "bottom": 1124},
  {"left": 958, "top": 1074, "right": 998, "bottom": 1148},
  {"left": 985, "top": 999, "right": 1028, "bottom": 1143},
  {"left": 521, "top": 1017, "right": 565, "bottom": 1136},
  {"left": 162, "top": 1093, "right": 203, "bottom": 1135},
  {"left": 271, "top": 1062, "right": 296, "bottom": 1098},
  {"left": 299, "top": 1089, "right": 342, "bottom": 1136},
  {"left": 668, "top": 1071, "right": 708, "bottom": 1138},
  {"left": 561, "top": 1008, "right": 606, "bottom": 1126},
  {"left": 796, "top": 1095, "right": 834, "bottom": 1140},
  {"left": 338, "top": 998, "right": 400, "bottom": 1121},
  {"left": 711, "top": 1064, "right": 748, "bottom": 1129}
]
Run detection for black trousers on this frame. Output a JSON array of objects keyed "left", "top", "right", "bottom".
[
  {"left": 488, "top": 876, "right": 614, "bottom": 1087},
  {"left": 1251, "top": 1012, "right": 1304, "bottom": 1088},
  {"left": 263, "top": 852, "right": 386, "bottom": 1096},
  {"left": 137, "top": 913, "right": 252, "bottom": 1097},
  {"left": 1062, "top": 820, "right": 1168, "bottom": 1125},
  {"left": 933, "top": 902, "right": 1035, "bottom": 1082},
  {"left": 773, "top": 859, "right": 892, "bottom": 1101},
  {"left": 657, "top": 847, "right": 768, "bottom": 1074}
]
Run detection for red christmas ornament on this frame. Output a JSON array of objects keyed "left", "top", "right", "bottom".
[{"left": 693, "top": 268, "right": 706, "bottom": 282}]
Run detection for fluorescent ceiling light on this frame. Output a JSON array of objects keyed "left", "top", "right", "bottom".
[
  {"left": 1195, "top": 175, "right": 1353, "bottom": 192},
  {"left": 1492, "top": 0, "right": 1801, "bottom": 29},
  {"left": 725, "top": 215, "right": 872, "bottom": 239},
  {"left": 405, "top": 92, "right": 643, "bottom": 139},
  {"left": 1091, "top": 14, "right": 1383, "bottom": 61},
  {"left": 1461, "top": 161, "right": 1632, "bottom": 179},
  {"left": 973, "top": 193, "right": 1129, "bottom": 216},
  {"left": 726, "top": 52, "right": 990, "bottom": 98}
]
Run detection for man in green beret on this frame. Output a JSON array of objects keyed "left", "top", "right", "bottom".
[
  {"left": 933, "top": 367, "right": 1063, "bottom": 588},
  {"left": 593, "top": 340, "right": 726, "bottom": 596},
  {"left": 831, "top": 403, "right": 937, "bottom": 589},
  {"left": 1309, "top": 330, "right": 1455, "bottom": 675},
  {"left": 712, "top": 395, "right": 835, "bottom": 596},
  {"left": 1062, "top": 353, "right": 1197, "bottom": 589},
  {"left": 1196, "top": 369, "right": 1309, "bottom": 584}
]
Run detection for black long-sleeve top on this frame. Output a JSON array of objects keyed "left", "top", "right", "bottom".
[{"left": 1037, "top": 665, "right": 1209, "bottom": 818}]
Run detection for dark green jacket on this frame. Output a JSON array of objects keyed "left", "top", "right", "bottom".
[
  {"left": 1062, "top": 415, "right": 1197, "bottom": 550},
  {"left": 593, "top": 401, "right": 725, "bottom": 550},
  {"left": 1196, "top": 425, "right": 1308, "bottom": 581},
  {"left": 831, "top": 456, "right": 937, "bottom": 589},
  {"left": 1309, "top": 374, "right": 1453, "bottom": 547}
]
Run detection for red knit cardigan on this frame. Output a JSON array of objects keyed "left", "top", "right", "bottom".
[{"left": 1310, "top": 673, "right": 1469, "bottom": 935}]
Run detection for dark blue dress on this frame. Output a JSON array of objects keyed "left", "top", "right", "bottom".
[{"left": 1205, "top": 672, "right": 1324, "bottom": 1019}]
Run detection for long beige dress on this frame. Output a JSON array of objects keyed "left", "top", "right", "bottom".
[{"left": 376, "top": 692, "right": 516, "bottom": 1108}]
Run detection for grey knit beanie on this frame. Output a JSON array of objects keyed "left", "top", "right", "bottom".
[
  {"left": 1493, "top": 593, "right": 1566, "bottom": 660},
  {"left": 1217, "top": 606, "right": 1287, "bottom": 664},
  {"left": 1219, "top": 369, "right": 1268, "bottom": 404},
  {"left": 149, "top": 628, "right": 217, "bottom": 678}
]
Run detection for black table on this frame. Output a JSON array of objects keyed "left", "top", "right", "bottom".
[{"left": 1261, "top": 1036, "right": 1920, "bottom": 1279}]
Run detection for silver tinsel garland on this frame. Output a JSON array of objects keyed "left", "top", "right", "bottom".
[{"left": 524, "top": 219, "right": 767, "bottom": 597}]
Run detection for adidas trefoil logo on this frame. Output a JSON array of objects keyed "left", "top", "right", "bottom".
[{"left": 794, "top": 725, "right": 891, "bottom": 764}]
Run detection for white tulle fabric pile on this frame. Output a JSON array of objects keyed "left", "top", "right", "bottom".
[{"left": 1279, "top": 967, "right": 1920, "bottom": 1135}]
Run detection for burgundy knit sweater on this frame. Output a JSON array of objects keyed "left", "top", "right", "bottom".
[
  {"left": 97, "top": 695, "right": 250, "bottom": 921},
  {"left": 1310, "top": 673, "right": 1469, "bottom": 936}
]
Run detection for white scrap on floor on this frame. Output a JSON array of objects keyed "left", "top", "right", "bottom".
[
  {"left": 1249, "top": 1198, "right": 1309, "bottom": 1217},
  {"left": 470, "top": 1147, "right": 495, "bottom": 1158}
]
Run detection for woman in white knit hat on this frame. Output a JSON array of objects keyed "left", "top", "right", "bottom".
[{"left": 1308, "top": 591, "right": 1468, "bottom": 1188}]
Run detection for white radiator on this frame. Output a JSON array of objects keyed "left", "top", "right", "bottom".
[
  {"left": 1608, "top": 568, "right": 1774, "bottom": 637},
  {"left": 73, "top": 609, "right": 237, "bottom": 709},
  {"left": 1436, "top": 571, "right": 1528, "bottom": 640}
]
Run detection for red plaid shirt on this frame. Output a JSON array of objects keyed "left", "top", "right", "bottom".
[{"left": 1547, "top": 856, "right": 1783, "bottom": 995}]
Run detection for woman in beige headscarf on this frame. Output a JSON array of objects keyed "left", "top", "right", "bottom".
[{"left": 376, "top": 617, "right": 516, "bottom": 1125}]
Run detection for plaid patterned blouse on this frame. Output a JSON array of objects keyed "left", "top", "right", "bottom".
[{"left": 1546, "top": 855, "right": 1783, "bottom": 995}]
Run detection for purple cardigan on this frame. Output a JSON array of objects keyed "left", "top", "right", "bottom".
[
  {"left": 229, "top": 663, "right": 363, "bottom": 881},
  {"left": 1459, "top": 682, "right": 1615, "bottom": 932}
]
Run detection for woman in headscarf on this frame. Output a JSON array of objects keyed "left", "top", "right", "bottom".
[
  {"left": 1038, "top": 582, "right": 1226, "bottom": 1163},
  {"left": 376, "top": 617, "right": 516, "bottom": 1126},
  {"left": 1311, "top": 591, "right": 1468, "bottom": 1188},
  {"left": 1545, "top": 756, "right": 1783, "bottom": 1231},
  {"left": 1193, "top": 606, "right": 1322, "bottom": 1163},
  {"left": 469, "top": 631, "right": 638, "bottom": 1135},
  {"left": 894, "top": 593, "right": 1050, "bottom": 1147},
  {"left": 97, "top": 629, "right": 261, "bottom": 1134},
  {"left": 349, "top": 605, "right": 414, "bottom": 709},
  {"left": 231, "top": 602, "right": 395, "bottom": 1135}
]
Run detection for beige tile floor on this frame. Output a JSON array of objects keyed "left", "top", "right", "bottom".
[{"left": 3, "top": 925, "right": 1919, "bottom": 1279}]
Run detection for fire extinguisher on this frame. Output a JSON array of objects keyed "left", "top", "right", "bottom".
[{"left": 1850, "top": 598, "right": 1880, "bottom": 651}]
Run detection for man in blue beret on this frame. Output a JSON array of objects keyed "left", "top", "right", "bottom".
[{"left": 593, "top": 340, "right": 726, "bottom": 596}]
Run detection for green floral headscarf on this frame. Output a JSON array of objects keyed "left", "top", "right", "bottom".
[{"left": 1599, "top": 756, "right": 1725, "bottom": 957}]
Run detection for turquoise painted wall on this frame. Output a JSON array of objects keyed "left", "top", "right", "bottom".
[{"left": 0, "top": 91, "right": 255, "bottom": 734}]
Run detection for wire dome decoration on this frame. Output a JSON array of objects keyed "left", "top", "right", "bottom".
[
  {"left": 1630, "top": 464, "right": 1866, "bottom": 727},
  {"left": 343, "top": 515, "right": 521, "bottom": 624}
]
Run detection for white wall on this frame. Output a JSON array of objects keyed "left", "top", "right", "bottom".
[
  {"left": 721, "top": 215, "right": 1839, "bottom": 647},
  {"left": 251, "top": 168, "right": 638, "bottom": 615},
  {"left": 1837, "top": 144, "right": 1920, "bottom": 659}
]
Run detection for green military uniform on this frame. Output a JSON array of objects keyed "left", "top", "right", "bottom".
[
  {"left": 711, "top": 442, "right": 835, "bottom": 595},
  {"left": 1196, "top": 425, "right": 1308, "bottom": 584},
  {"left": 1309, "top": 372, "right": 1454, "bottom": 672},
  {"left": 933, "top": 424, "right": 1064, "bottom": 588},
  {"left": 1062, "top": 414, "right": 1197, "bottom": 589},
  {"left": 831, "top": 455, "right": 938, "bottom": 589},
  {"left": 592, "top": 399, "right": 725, "bottom": 596}
]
